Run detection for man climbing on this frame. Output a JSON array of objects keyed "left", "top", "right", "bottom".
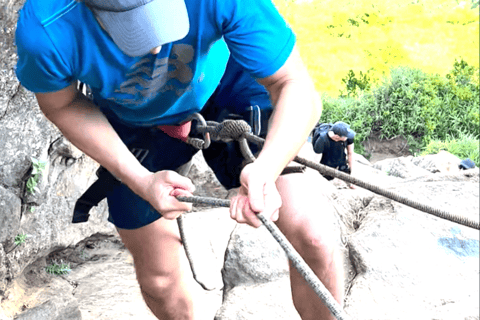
[
  {"left": 312, "top": 121, "right": 356, "bottom": 189},
  {"left": 15, "top": 0, "right": 344, "bottom": 319}
]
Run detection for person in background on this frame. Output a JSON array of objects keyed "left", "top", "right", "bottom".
[
  {"left": 312, "top": 121, "right": 356, "bottom": 189},
  {"left": 15, "top": 0, "right": 344, "bottom": 319}
]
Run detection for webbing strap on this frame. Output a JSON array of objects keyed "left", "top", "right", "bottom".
[
  {"left": 72, "top": 168, "right": 121, "bottom": 223},
  {"left": 72, "top": 148, "right": 148, "bottom": 223},
  {"left": 156, "top": 121, "right": 192, "bottom": 143}
]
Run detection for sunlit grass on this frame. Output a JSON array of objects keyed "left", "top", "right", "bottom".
[
  {"left": 421, "top": 132, "right": 480, "bottom": 166},
  {"left": 274, "top": 0, "right": 480, "bottom": 97}
]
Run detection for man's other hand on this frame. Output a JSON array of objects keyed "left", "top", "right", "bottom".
[
  {"left": 230, "top": 163, "right": 282, "bottom": 228},
  {"left": 140, "top": 170, "right": 195, "bottom": 220}
]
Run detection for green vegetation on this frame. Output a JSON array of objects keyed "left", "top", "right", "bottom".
[
  {"left": 320, "top": 59, "right": 479, "bottom": 158},
  {"left": 14, "top": 233, "right": 28, "bottom": 246},
  {"left": 26, "top": 157, "right": 46, "bottom": 194},
  {"left": 421, "top": 133, "right": 480, "bottom": 167},
  {"left": 45, "top": 260, "right": 71, "bottom": 275}
]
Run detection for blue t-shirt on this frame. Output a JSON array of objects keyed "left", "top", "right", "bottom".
[{"left": 15, "top": 0, "right": 296, "bottom": 126}]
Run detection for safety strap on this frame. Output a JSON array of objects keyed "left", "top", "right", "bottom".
[
  {"left": 72, "top": 148, "right": 149, "bottom": 223},
  {"left": 72, "top": 167, "right": 121, "bottom": 223},
  {"left": 248, "top": 105, "right": 262, "bottom": 136},
  {"left": 157, "top": 121, "right": 192, "bottom": 142}
]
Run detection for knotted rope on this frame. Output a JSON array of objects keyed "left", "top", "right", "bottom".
[{"left": 205, "top": 120, "right": 252, "bottom": 142}]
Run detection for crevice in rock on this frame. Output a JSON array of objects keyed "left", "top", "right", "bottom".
[
  {"left": 351, "top": 196, "right": 376, "bottom": 232},
  {"left": 344, "top": 240, "right": 367, "bottom": 298},
  {"left": 47, "top": 137, "right": 64, "bottom": 155},
  {"left": 48, "top": 136, "right": 86, "bottom": 170},
  {"left": 1, "top": 83, "right": 21, "bottom": 121},
  {"left": 219, "top": 223, "right": 239, "bottom": 303},
  {"left": 352, "top": 208, "right": 368, "bottom": 231},
  {"left": 362, "top": 196, "right": 374, "bottom": 209},
  {"left": 19, "top": 203, "right": 30, "bottom": 224},
  {"left": 59, "top": 275, "right": 78, "bottom": 291},
  {"left": 344, "top": 243, "right": 357, "bottom": 297}
]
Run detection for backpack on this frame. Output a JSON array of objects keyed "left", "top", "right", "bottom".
[{"left": 311, "top": 122, "right": 332, "bottom": 146}]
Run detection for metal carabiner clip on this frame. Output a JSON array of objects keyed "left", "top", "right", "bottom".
[{"left": 185, "top": 113, "right": 211, "bottom": 149}]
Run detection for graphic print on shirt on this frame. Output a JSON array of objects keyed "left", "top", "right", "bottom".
[{"left": 108, "top": 44, "right": 195, "bottom": 106}]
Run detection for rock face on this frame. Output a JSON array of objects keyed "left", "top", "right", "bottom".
[
  {"left": 1, "top": 0, "right": 115, "bottom": 314},
  {"left": 214, "top": 155, "right": 479, "bottom": 320},
  {"left": 339, "top": 168, "right": 479, "bottom": 319},
  {"left": 215, "top": 223, "right": 301, "bottom": 320},
  {"left": 4, "top": 150, "right": 478, "bottom": 320}
]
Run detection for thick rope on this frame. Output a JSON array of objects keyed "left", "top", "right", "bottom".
[
  {"left": 193, "top": 122, "right": 479, "bottom": 229},
  {"left": 243, "top": 132, "right": 480, "bottom": 230},
  {"left": 176, "top": 214, "right": 215, "bottom": 291},
  {"left": 176, "top": 195, "right": 351, "bottom": 320},
  {"left": 293, "top": 157, "right": 480, "bottom": 230},
  {"left": 205, "top": 120, "right": 252, "bottom": 142}
]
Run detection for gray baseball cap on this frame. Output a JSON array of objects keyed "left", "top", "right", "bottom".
[
  {"left": 84, "top": 0, "right": 190, "bottom": 57},
  {"left": 331, "top": 121, "right": 355, "bottom": 138}
]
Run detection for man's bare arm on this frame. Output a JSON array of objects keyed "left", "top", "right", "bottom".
[
  {"left": 346, "top": 143, "right": 354, "bottom": 171},
  {"left": 230, "top": 46, "right": 322, "bottom": 226},
  {"left": 35, "top": 83, "right": 151, "bottom": 189},
  {"left": 35, "top": 83, "right": 193, "bottom": 217},
  {"left": 256, "top": 46, "right": 322, "bottom": 180}
]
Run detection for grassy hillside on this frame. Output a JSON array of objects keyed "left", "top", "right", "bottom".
[{"left": 274, "top": 0, "right": 479, "bottom": 97}]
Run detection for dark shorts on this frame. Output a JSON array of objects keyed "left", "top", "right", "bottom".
[{"left": 104, "top": 58, "right": 273, "bottom": 229}]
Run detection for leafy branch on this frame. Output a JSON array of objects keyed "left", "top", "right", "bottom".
[
  {"left": 45, "top": 260, "right": 72, "bottom": 275},
  {"left": 26, "top": 157, "right": 47, "bottom": 194},
  {"left": 14, "top": 233, "right": 28, "bottom": 246}
]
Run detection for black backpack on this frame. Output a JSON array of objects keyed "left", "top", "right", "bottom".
[{"left": 312, "top": 123, "right": 332, "bottom": 146}]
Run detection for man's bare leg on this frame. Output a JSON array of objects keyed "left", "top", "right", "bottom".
[
  {"left": 275, "top": 172, "right": 344, "bottom": 320},
  {"left": 117, "top": 218, "right": 210, "bottom": 320}
]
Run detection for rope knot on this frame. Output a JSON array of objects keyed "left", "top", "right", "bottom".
[{"left": 209, "top": 119, "right": 252, "bottom": 142}]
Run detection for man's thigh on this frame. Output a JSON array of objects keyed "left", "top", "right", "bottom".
[
  {"left": 275, "top": 170, "right": 340, "bottom": 249},
  {"left": 117, "top": 218, "right": 186, "bottom": 280}
]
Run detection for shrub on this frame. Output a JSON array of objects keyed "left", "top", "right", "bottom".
[
  {"left": 320, "top": 59, "right": 480, "bottom": 156},
  {"left": 340, "top": 69, "right": 373, "bottom": 98},
  {"left": 421, "top": 133, "right": 480, "bottom": 167},
  {"left": 26, "top": 157, "right": 47, "bottom": 194},
  {"left": 320, "top": 94, "right": 374, "bottom": 155}
]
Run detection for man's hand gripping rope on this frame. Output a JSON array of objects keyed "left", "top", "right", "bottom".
[{"left": 230, "top": 163, "right": 282, "bottom": 228}]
